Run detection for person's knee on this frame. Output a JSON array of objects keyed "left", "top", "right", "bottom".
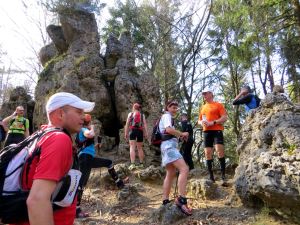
[{"left": 179, "top": 164, "right": 189, "bottom": 175}]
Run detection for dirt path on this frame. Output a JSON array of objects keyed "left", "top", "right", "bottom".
[{"left": 74, "top": 150, "right": 297, "bottom": 225}]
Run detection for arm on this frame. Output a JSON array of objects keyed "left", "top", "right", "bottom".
[
  {"left": 205, "top": 114, "right": 228, "bottom": 127},
  {"left": 83, "top": 125, "right": 95, "bottom": 139},
  {"left": 2, "top": 111, "right": 16, "bottom": 127},
  {"left": 233, "top": 93, "right": 252, "bottom": 105},
  {"left": 124, "top": 114, "right": 131, "bottom": 141},
  {"left": 27, "top": 179, "right": 57, "bottom": 225},
  {"left": 25, "top": 119, "right": 30, "bottom": 137},
  {"left": 165, "top": 127, "right": 189, "bottom": 141},
  {"left": 142, "top": 115, "right": 149, "bottom": 141}
]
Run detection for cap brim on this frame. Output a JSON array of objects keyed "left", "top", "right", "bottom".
[{"left": 71, "top": 101, "right": 95, "bottom": 112}]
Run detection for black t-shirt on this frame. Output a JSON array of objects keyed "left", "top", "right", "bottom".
[{"left": 180, "top": 120, "right": 193, "bottom": 141}]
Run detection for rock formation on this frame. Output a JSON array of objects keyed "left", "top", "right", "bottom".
[
  {"left": 35, "top": 7, "right": 161, "bottom": 161},
  {"left": 0, "top": 87, "right": 35, "bottom": 134},
  {"left": 234, "top": 93, "right": 300, "bottom": 222}
]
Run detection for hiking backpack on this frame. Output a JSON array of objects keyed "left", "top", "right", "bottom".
[
  {"left": 150, "top": 116, "right": 176, "bottom": 148},
  {"left": 75, "top": 131, "right": 94, "bottom": 153},
  {"left": 0, "top": 124, "right": 6, "bottom": 142},
  {"left": 151, "top": 118, "right": 162, "bottom": 147},
  {"left": 254, "top": 95, "right": 261, "bottom": 107},
  {"left": 0, "top": 128, "right": 81, "bottom": 223},
  {"left": 129, "top": 112, "right": 143, "bottom": 129}
]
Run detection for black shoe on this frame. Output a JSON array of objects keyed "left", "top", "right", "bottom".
[
  {"left": 221, "top": 175, "right": 227, "bottom": 186},
  {"left": 116, "top": 178, "right": 125, "bottom": 189},
  {"left": 209, "top": 174, "right": 215, "bottom": 183},
  {"left": 162, "top": 199, "right": 171, "bottom": 205}
]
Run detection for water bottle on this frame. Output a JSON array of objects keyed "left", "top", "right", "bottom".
[{"left": 202, "top": 114, "right": 207, "bottom": 121}]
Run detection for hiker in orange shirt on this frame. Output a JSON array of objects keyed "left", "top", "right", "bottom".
[{"left": 198, "top": 88, "right": 227, "bottom": 185}]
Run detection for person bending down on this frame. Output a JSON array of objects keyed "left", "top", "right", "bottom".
[{"left": 76, "top": 114, "right": 125, "bottom": 218}]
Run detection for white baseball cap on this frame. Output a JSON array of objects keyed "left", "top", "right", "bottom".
[
  {"left": 202, "top": 87, "right": 213, "bottom": 94},
  {"left": 46, "top": 92, "right": 95, "bottom": 114}
]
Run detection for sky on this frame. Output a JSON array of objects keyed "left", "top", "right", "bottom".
[{"left": 0, "top": 0, "right": 114, "bottom": 88}]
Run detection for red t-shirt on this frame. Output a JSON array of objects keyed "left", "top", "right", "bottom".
[{"left": 12, "top": 125, "right": 76, "bottom": 225}]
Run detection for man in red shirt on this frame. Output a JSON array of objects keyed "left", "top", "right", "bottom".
[
  {"left": 14, "top": 92, "right": 95, "bottom": 225},
  {"left": 198, "top": 88, "right": 227, "bottom": 184}
]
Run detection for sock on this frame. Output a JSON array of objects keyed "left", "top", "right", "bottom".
[
  {"left": 219, "top": 157, "right": 226, "bottom": 178},
  {"left": 206, "top": 159, "right": 214, "bottom": 180},
  {"left": 108, "top": 167, "right": 118, "bottom": 181}
]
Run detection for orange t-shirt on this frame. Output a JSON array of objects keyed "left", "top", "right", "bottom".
[{"left": 199, "top": 102, "right": 226, "bottom": 131}]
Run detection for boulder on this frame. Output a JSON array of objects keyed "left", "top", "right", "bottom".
[
  {"left": 38, "top": 42, "right": 58, "bottom": 66},
  {"left": 35, "top": 7, "right": 161, "bottom": 164},
  {"left": 188, "top": 179, "right": 219, "bottom": 200},
  {"left": 148, "top": 203, "right": 187, "bottom": 225},
  {"left": 46, "top": 25, "right": 68, "bottom": 53},
  {"left": 234, "top": 93, "right": 300, "bottom": 222},
  {"left": 137, "top": 165, "right": 165, "bottom": 181}
]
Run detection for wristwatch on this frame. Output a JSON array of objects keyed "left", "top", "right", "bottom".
[{"left": 213, "top": 120, "right": 217, "bottom": 125}]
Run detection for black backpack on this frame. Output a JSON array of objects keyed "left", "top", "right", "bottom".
[
  {"left": 75, "top": 132, "right": 94, "bottom": 153},
  {"left": 254, "top": 95, "right": 261, "bottom": 107},
  {"left": 151, "top": 118, "right": 162, "bottom": 147},
  {"left": 0, "top": 128, "right": 80, "bottom": 223},
  {"left": 151, "top": 116, "right": 176, "bottom": 147},
  {"left": 0, "top": 124, "right": 6, "bottom": 142}
]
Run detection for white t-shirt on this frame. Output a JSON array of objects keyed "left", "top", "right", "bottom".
[{"left": 159, "top": 112, "right": 174, "bottom": 134}]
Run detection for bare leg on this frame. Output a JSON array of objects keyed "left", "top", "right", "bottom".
[
  {"left": 172, "top": 158, "right": 189, "bottom": 197},
  {"left": 162, "top": 163, "right": 176, "bottom": 200},
  {"left": 129, "top": 140, "right": 136, "bottom": 163},
  {"left": 136, "top": 142, "right": 144, "bottom": 163}
]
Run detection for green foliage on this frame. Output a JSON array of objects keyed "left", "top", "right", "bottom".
[{"left": 41, "top": 0, "right": 105, "bottom": 14}]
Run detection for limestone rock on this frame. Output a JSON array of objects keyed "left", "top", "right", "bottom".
[
  {"left": 138, "top": 165, "right": 165, "bottom": 181},
  {"left": 188, "top": 179, "right": 219, "bottom": 200},
  {"left": 148, "top": 203, "right": 187, "bottom": 225},
  {"left": 234, "top": 93, "right": 300, "bottom": 222},
  {"left": 38, "top": 42, "right": 58, "bottom": 66},
  {"left": 46, "top": 25, "right": 68, "bottom": 53},
  {"left": 35, "top": 7, "right": 161, "bottom": 164}
]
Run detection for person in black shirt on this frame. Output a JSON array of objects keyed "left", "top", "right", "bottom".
[
  {"left": 233, "top": 86, "right": 260, "bottom": 113},
  {"left": 180, "top": 113, "right": 194, "bottom": 170}
]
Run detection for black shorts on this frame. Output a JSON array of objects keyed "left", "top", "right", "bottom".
[
  {"left": 203, "top": 130, "right": 224, "bottom": 148},
  {"left": 129, "top": 128, "right": 143, "bottom": 142}
]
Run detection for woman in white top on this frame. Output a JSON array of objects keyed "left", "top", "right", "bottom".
[
  {"left": 124, "top": 102, "right": 149, "bottom": 170},
  {"left": 159, "top": 100, "right": 192, "bottom": 216}
]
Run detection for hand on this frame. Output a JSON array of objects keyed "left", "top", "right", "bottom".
[
  {"left": 202, "top": 120, "right": 214, "bottom": 127},
  {"left": 240, "top": 89, "right": 248, "bottom": 95},
  {"left": 180, "top": 132, "right": 189, "bottom": 141},
  {"left": 13, "top": 111, "right": 17, "bottom": 116}
]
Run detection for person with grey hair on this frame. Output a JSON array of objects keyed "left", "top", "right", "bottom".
[
  {"left": 14, "top": 92, "right": 95, "bottom": 225},
  {"left": 198, "top": 88, "right": 228, "bottom": 185},
  {"left": 233, "top": 86, "right": 260, "bottom": 112}
]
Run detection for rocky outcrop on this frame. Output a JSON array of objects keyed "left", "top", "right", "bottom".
[
  {"left": 234, "top": 93, "right": 300, "bottom": 222},
  {"left": 0, "top": 87, "right": 35, "bottom": 134},
  {"left": 35, "top": 6, "right": 161, "bottom": 159},
  {"left": 46, "top": 25, "right": 68, "bottom": 53},
  {"left": 38, "top": 43, "right": 58, "bottom": 66}
]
